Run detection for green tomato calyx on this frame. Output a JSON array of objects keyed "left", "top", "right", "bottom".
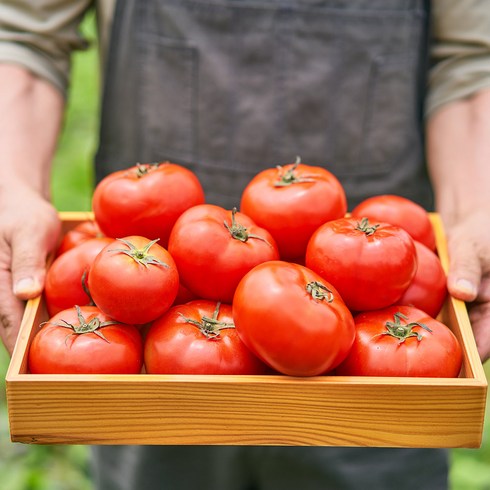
[
  {"left": 383, "top": 312, "right": 433, "bottom": 343},
  {"left": 355, "top": 217, "right": 380, "bottom": 236},
  {"left": 41, "top": 305, "right": 120, "bottom": 343},
  {"left": 274, "top": 156, "right": 315, "bottom": 187},
  {"left": 133, "top": 162, "right": 159, "bottom": 178},
  {"left": 179, "top": 302, "right": 235, "bottom": 339},
  {"left": 224, "top": 207, "right": 269, "bottom": 244},
  {"left": 108, "top": 238, "right": 169, "bottom": 268},
  {"left": 306, "top": 281, "right": 334, "bottom": 302}
]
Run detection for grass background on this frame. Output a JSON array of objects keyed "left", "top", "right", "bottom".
[{"left": 1, "top": 11, "right": 489, "bottom": 490}]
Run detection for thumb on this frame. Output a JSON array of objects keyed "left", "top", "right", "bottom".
[
  {"left": 446, "top": 237, "right": 481, "bottom": 302},
  {"left": 10, "top": 225, "right": 59, "bottom": 300}
]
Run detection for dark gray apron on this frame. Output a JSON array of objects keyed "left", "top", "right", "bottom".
[
  {"left": 92, "top": 1, "right": 448, "bottom": 489},
  {"left": 95, "top": 0, "right": 433, "bottom": 211}
]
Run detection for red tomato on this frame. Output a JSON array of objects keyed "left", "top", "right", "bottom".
[
  {"left": 350, "top": 194, "right": 436, "bottom": 251},
  {"left": 240, "top": 158, "right": 347, "bottom": 260},
  {"left": 232, "top": 261, "right": 355, "bottom": 377},
  {"left": 144, "top": 300, "right": 269, "bottom": 374},
  {"left": 168, "top": 204, "right": 280, "bottom": 303},
  {"left": 44, "top": 237, "right": 113, "bottom": 317},
  {"left": 397, "top": 241, "right": 447, "bottom": 318},
  {"left": 172, "top": 283, "right": 198, "bottom": 306},
  {"left": 92, "top": 162, "right": 205, "bottom": 247},
  {"left": 28, "top": 306, "right": 143, "bottom": 374},
  {"left": 88, "top": 236, "right": 179, "bottom": 324},
  {"left": 305, "top": 217, "right": 417, "bottom": 312},
  {"left": 335, "top": 305, "right": 463, "bottom": 377},
  {"left": 56, "top": 220, "right": 104, "bottom": 256}
]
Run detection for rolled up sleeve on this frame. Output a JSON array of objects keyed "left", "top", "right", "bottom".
[
  {"left": 427, "top": 0, "right": 490, "bottom": 116},
  {"left": 0, "top": 0, "right": 93, "bottom": 96}
]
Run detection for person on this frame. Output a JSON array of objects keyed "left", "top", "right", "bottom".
[{"left": 1, "top": 1, "right": 489, "bottom": 489}]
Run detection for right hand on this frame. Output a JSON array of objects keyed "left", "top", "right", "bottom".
[{"left": 0, "top": 183, "right": 61, "bottom": 355}]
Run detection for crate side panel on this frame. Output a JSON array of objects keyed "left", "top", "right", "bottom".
[{"left": 7, "top": 380, "right": 485, "bottom": 447}]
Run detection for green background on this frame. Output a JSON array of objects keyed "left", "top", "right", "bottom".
[{"left": 1, "top": 12, "right": 489, "bottom": 490}]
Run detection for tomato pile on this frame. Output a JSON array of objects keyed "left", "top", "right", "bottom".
[{"left": 28, "top": 160, "right": 462, "bottom": 378}]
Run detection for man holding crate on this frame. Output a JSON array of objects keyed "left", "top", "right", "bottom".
[{"left": 0, "top": 1, "right": 489, "bottom": 489}]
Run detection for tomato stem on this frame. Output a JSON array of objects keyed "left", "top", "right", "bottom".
[
  {"left": 273, "top": 156, "right": 315, "bottom": 187},
  {"left": 40, "top": 305, "right": 121, "bottom": 343},
  {"left": 133, "top": 162, "right": 159, "bottom": 178},
  {"left": 223, "top": 207, "right": 270, "bottom": 244},
  {"left": 355, "top": 217, "right": 380, "bottom": 236},
  {"left": 81, "top": 269, "right": 95, "bottom": 306},
  {"left": 179, "top": 302, "right": 235, "bottom": 339},
  {"left": 383, "top": 312, "right": 433, "bottom": 343},
  {"left": 108, "top": 238, "right": 169, "bottom": 268},
  {"left": 306, "top": 281, "right": 334, "bottom": 302}
]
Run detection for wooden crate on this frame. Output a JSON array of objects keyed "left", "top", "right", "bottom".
[{"left": 5, "top": 212, "right": 488, "bottom": 447}]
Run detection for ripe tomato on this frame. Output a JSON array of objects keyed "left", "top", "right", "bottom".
[
  {"left": 232, "top": 261, "right": 355, "bottom": 377},
  {"left": 56, "top": 220, "right": 104, "bottom": 256},
  {"left": 305, "top": 217, "right": 417, "bottom": 312},
  {"left": 144, "top": 300, "right": 269, "bottom": 374},
  {"left": 168, "top": 204, "right": 279, "bottom": 303},
  {"left": 28, "top": 306, "right": 143, "bottom": 374},
  {"left": 240, "top": 157, "right": 347, "bottom": 260},
  {"left": 397, "top": 241, "right": 447, "bottom": 318},
  {"left": 335, "top": 305, "right": 463, "bottom": 377},
  {"left": 44, "top": 237, "right": 113, "bottom": 317},
  {"left": 350, "top": 194, "right": 436, "bottom": 251},
  {"left": 92, "top": 162, "right": 205, "bottom": 247},
  {"left": 172, "top": 283, "right": 198, "bottom": 306},
  {"left": 88, "top": 236, "right": 179, "bottom": 324}
]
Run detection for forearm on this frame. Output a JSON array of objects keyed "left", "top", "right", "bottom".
[
  {"left": 426, "top": 88, "right": 490, "bottom": 227},
  {"left": 0, "top": 64, "right": 64, "bottom": 198},
  {"left": 426, "top": 88, "right": 490, "bottom": 362},
  {"left": 0, "top": 64, "right": 63, "bottom": 354}
]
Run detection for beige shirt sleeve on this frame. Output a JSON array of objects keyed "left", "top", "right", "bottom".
[
  {"left": 427, "top": 0, "right": 490, "bottom": 116},
  {"left": 0, "top": 0, "right": 94, "bottom": 96}
]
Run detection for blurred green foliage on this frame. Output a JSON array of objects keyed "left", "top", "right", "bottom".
[{"left": 1, "top": 9, "right": 489, "bottom": 490}]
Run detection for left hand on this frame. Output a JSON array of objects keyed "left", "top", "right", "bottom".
[{"left": 444, "top": 208, "right": 490, "bottom": 363}]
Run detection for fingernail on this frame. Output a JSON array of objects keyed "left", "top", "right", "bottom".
[
  {"left": 454, "top": 279, "right": 478, "bottom": 298},
  {"left": 13, "top": 277, "right": 40, "bottom": 296}
]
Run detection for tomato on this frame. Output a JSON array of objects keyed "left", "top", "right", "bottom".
[
  {"left": 305, "top": 217, "right": 417, "bottom": 312},
  {"left": 44, "top": 237, "right": 113, "bottom": 317},
  {"left": 232, "top": 261, "right": 355, "bottom": 376},
  {"left": 144, "top": 300, "right": 269, "bottom": 374},
  {"left": 240, "top": 157, "right": 347, "bottom": 260},
  {"left": 350, "top": 194, "right": 436, "bottom": 251},
  {"left": 88, "top": 236, "right": 179, "bottom": 324},
  {"left": 335, "top": 305, "right": 463, "bottom": 377},
  {"left": 92, "top": 162, "right": 205, "bottom": 247},
  {"left": 56, "top": 220, "right": 104, "bottom": 256},
  {"left": 28, "top": 306, "right": 143, "bottom": 374},
  {"left": 397, "top": 241, "right": 447, "bottom": 318},
  {"left": 172, "top": 283, "right": 198, "bottom": 306},
  {"left": 168, "top": 204, "right": 280, "bottom": 303}
]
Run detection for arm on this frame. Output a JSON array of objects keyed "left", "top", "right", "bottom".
[
  {"left": 426, "top": 1, "right": 490, "bottom": 363},
  {"left": 426, "top": 88, "right": 490, "bottom": 363},
  {"left": 0, "top": 64, "right": 63, "bottom": 354},
  {"left": 0, "top": 0, "right": 94, "bottom": 354}
]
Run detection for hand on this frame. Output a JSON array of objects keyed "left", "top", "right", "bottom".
[
  {"left": 444, "top": 209, "right": 490, "bottom": 363},
  {"left": 0, "top": 184, "right": 61, "bottom": 355}
]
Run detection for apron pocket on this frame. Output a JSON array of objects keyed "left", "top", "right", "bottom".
[{"left": 136, "top": 33, "right": 198, "bottom": 164}]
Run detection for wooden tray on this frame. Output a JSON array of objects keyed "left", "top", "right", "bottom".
[{"left": 5, "top": 212, "right": 488, "bottom": 447}]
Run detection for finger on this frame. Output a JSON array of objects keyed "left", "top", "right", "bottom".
[
  {"left": 446, "top": 234, "right": 481, "bottom": 302},
  {"left": 0, "top": 268, "right": 25, "bottom": 355},
  {"left": 468, "top": 302, "right": 490, "bottom": 363},
  {"left": 10, "top": 217, "right": 60, "bottom": 300}
]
